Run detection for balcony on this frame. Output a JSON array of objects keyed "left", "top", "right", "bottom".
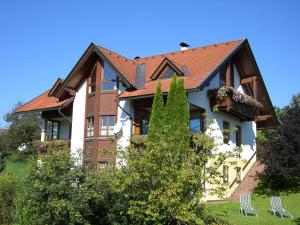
[{"left": 208, "top": 86, "right": 262, "bottom": 121}]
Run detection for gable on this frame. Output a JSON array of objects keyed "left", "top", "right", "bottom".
[
  {"left": 55, "top": 43, "right": 135, "bottom": 101},
  {"left": 150, "top": 58, "right": 184, "bottom": 80}
]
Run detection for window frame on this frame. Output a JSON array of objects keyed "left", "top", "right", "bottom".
[
  {"left": 99, "top": 115, "right": 115, "bottom": 137},
  {"left": 46, "top": 120, "right": 60, "bottom": 141},
  {"left": 223, "top": 121, "right": 230, "bottom": 144},
  {"left": 189, "top": 110, "right": 205, "bottom": 134},
  {"left": 236, "top": 125, "right": 242, "bottom": 147},
  {"left": 223, "top": 165, "right": 229, "bottom": 183},
  {"left": 236, "top": 167, "right": 242, "bottom": 183},
  {"left": 86, "top": 116, "right": 95, "bottom": 138},
  {"left": 101, "top": 63, "right": 117, "bottom": 91},
  {"left": 88, "top": 66, "right": 97, "bottom": 95}
]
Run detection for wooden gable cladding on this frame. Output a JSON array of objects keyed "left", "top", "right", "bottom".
[
  {"left": 150, "top": 57, "right": 184, "bottom": 80},
  {"left": 232, "top": 41, "right": 278, "bottom": 127},
  {"left": 84, "top": 59, "right": 118, "bottom": 172},
  {"left": 220, "top": 60, "right": 235, "bottom": 87}
]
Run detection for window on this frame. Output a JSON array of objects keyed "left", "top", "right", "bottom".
[
  {"left": 236, "top": 125, "right": 242, "bottom": 147},
  {"left": 223, "top": 121, "right": 230, "bottom": 144},
  {"left": 98, "top": 161, "right": 108, "bottom": 171},
  {"left": 86, "top": 117, "right": 94, "bottom": 137},
  {"left": 223, "top": 165, "right": 229, "bottom": 183},
  {"left": 219, "top": 63, "right": 234, "bottom": 87},
  {"left": 46, "top": 120, "right": 59, "bottom": 140},
  {"left": 236, "top": 167, "right": 242, "bottom": 183},
  {"left": 219, "top": 67, "right": 226, "bottom": 87},
  {"left": 118, "top": 80, "right": 127, "bottom": 92},
  {"left": 100, "top": 115, "right": 115, "bottom": 136},
  {"left": 88, "top": 68, "right": 96, "bottom": 94},
  {"left": 102, "top": 63, "right": 117, "bottom": 91},
  {"left": 139, "top": 111, "right": 150, "bottom": 135},
  {"left": 189, "top": 111, "right": 204, "bottom": 133},
  {"left": 162, "top": 68, "right": 177, "bottom": 78}
]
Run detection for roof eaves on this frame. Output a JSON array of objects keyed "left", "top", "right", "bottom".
[{"left": 197, "top": 39, "right": 246, "bottom": 91}]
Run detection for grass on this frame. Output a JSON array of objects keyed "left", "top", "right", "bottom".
[
  {"left": 0, "top": 157, "right": 29, "bottom": 177},
  {"left": 208, "top": 193, "right": 300, "bottom": 225}
]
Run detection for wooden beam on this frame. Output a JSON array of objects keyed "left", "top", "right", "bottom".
[
  {"left": 65, "top": 88, "right": 76, "bottom": 96},
  {"left": 253, "top": 76, "right": 258, "bottom": 100},
  {"left": 241, "top": 76, "right": 257, "bottom": 84},
  {"left": 255, "top": 115, "right": 272, "bottom": 122}
]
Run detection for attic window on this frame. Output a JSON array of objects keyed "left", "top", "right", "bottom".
[
  {"left": 161, "top": 68, "right": 178, "bottom": 78},
  {"left": 88, "top": 68, "right": 96, "bottom": 94}
]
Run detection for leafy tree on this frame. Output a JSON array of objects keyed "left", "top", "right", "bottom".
[
  {"left": 4, "top": 102, "right": 40, "bottom": 154},
  {"left": 263, "top": 93, "right": 300, "bottom": 179}
]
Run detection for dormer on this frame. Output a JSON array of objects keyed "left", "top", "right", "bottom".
[{"left": 150, "top": 57, "right": 188, "bottom": 80}]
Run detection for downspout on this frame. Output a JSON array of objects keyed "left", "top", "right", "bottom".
[
  {"left": 58, "top": 97, "right": 74, "bottom": 123},
  {"left": 58, "top": 107, "right": 72, "bottom": 123}
]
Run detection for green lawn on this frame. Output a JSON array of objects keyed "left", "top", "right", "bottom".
[
  {"left": 0, "top": 158, "right": 29, "bottom": 177},
  {"left": 208, "top": 193, "right": 300, "bottom": 225}
]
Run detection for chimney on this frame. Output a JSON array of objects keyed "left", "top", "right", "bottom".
[{"left": 180, "top": 42, "right": 190, "bottom": 51}]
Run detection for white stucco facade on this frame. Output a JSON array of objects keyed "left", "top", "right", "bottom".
[
  {"left": 70, "top": 81, "right": 87, "bottom": 164},
  {"left": 188, "top": 66, "right": 256, "bottom": 162},
  {"left": 115, "top": 98, "right": 134, "bottom": 166}
]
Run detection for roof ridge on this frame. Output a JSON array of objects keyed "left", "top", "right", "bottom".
[
  {"left": 134, "top": 39, "right": 244, "bottom": 61},
  {"left": 96, "top": 45, "right": 134, "bottom": 62}
]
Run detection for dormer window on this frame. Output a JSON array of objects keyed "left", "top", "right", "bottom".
[
  {"left": 102, "top": 63, "right": 117, "bottom": 91},
  {"left": 150, "top": 58, "right": 184, "bottom": 80},
  {"left": 162, "top": 68, "right": 177, "bottom": 78}
]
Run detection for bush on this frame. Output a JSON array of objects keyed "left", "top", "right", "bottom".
[
  {"left": 14, "top": 148, "right": 91, "bottom": 225},
  {"left": 0, "top": 173, "right": 18, "bottom": 225}
]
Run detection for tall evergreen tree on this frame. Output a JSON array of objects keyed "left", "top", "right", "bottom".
[
  {"left": 164, "top": 76, "right": 179, "bottom": 144},
  {"left": 147, "top": 82, "right": 165, "bottom": 150},
  {"left": 175, "top": 79, "right": 190, "bottom": 155}
]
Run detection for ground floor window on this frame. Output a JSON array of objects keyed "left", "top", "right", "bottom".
[
  {"left": 236, "top": 125, "right": 242, "bottom": 147},
  {"left": 99, "top": 115, "right": 115, "bottom": 136},
  {"left": 236, "top": 167, "right": 242, "bottom": 183},
  {"left": 223, "top": 165, "right": 229, "bottom": 183},
  {"left": 223, "top": 121, "right": 230, "bottom": 144},
  {"left": 46, "top": 120, "right": 59, "bottom": 140},
  {"left": 86, "top": 117, "right": 94, "bottom": 137}
]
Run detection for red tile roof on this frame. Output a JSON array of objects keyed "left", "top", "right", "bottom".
[
  {"left": 15, "top": 91, "right": 71, "bottom": 113},
  {"left": 96, "top": 46, "right": 137, "bottom": 85},
  {"left": 120, "top": 40, "right": 243, "bottom": 98},
  {"left": 16, "top": 39, "right": 244, "bottom": 112}
]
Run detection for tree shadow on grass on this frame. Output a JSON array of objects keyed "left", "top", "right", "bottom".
[
  {"left": 254, "top": 173, "right": 300, "bottom": 197},
  {"left": 293, "top": 217, "right": 300, "bottom": 225}
]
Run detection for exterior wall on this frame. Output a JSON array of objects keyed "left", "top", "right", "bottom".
[
  {"left": 188, "top": 68, "right": 257, "bottom": 161},
  {"left": 59, "top": 120, "right": 71, "bottom": 140},
  {"left": 70, "top": 81, "right": 87, "bottom": 164},
  {"left": 115, "top": 99, "right": 133, "bottom": 166},
  {"left": 188, "top": 68, "right": 257, "bottom": 200}
]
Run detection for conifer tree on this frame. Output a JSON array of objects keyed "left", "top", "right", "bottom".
[
  {"left": 175, "top": 78, "right": 190, "bottom": 154},
  {"left": 164, "top": 76, "right": 179, "bottom": 143},
  {"left": 147, "top": 82, "right": 165, "bottom": 150}
]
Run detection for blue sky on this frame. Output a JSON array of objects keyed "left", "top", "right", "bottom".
[{"left": 0, "top": 0, "right": 299, "bottom": 128}]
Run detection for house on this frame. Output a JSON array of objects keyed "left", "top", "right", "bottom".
[{"left": 15, "top": 39, "right": 277, "bottom": 199}]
